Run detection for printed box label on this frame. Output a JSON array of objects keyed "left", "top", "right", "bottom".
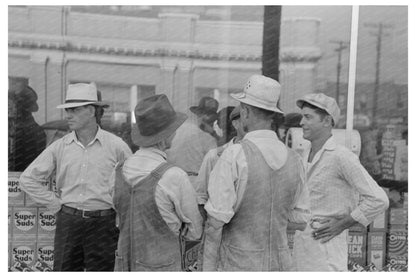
[
  {"left": 37, "top": 208, "right": 56, "bottom": 240},
  {"left": 12, "top": 207, "right": 37, "bottom": 240},
  {"left": 37, "top": 241, "right": 54, "bottom": 268},
  {"left": 348, "top": 232, "right": 367, "bottom": 266},
  {"left": 11, "top": 241, "right": 36, "bottom": 267},
  {"left": 8, "top": 172, "right": 24, "bottom": 206}
]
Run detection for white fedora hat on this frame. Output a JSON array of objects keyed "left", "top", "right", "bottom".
[
  {"left": 57, "top": 83, "right": 109, "bottom": 109},
  {"left": 231, "top": 75, "right": 283, "bottom": 113}
]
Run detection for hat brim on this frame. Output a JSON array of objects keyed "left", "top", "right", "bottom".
[
  {"left": 296, "top": 99, "right": 329, "bottom": 112},
  {"left": 189, "top": 106, "right": 218, "bottom": 116},
  {"left": 231, "top": 92, "right": 283, "bottom": 114},
  {"left": 296, "top": 99, "right": 339, "bottom": 125},
  {"left": 56, "top": 101, "right": 110, "bottom": 109},
  {"left": 131, "top": 112, "right": 188, "bottom": 147}
]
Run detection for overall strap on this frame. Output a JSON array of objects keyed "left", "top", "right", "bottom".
[{"left": 150, "top": 162, "right": 174, "bottom": 180}]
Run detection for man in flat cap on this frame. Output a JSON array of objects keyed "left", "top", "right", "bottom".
[
  {"left": 113, "top": 94, "right": 202, "bottom": 271},
  {"left": 293, "top": 93, "right": 389, "bottom": 271},
  {"left": 19, "top": 83, "right": 132, "bottom": 271},
  {"left": 202, "top": 75, "right": 309, "bottom": 271}
]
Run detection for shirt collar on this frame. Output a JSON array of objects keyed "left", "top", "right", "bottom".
[
  {"left": 138, "top": 147, "right": 167, "bottom": 160},
  {"left": 321, "top": 135, "right": 336, "bottom": 151},
  {"left": 64, "top": 126, "right": 104, "bottom": 145},
  {"left": 243, "top": 129, "right": 278, "bottom": 141}
]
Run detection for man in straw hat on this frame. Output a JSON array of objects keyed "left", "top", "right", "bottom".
[
  {"left": 19, "top": 83, "right": 132, "bottom": 271},
  {"left": 292, "top": 93, "right": 389, "bottom": 271},
  {"left": 202, "top": 75, "right": 310, "bottom": 271},
  {"left": 113, "top": 94, "right": 202, "bottom": 271}
]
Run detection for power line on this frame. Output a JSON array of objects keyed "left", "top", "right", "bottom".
[
  {"left": 329, "top": 40, "right": 349, "bottom": 104},
  {"left": 364, "top": 22, "right": 393, "bottom": 125}
]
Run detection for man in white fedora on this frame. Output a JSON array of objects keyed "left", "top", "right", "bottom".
[
  {"left": 202, "top": 75, "right": 310, "bottom": 271},
  {"left": 19, "top": 83, "right": 132, "bottom": 271},
  {"left": 113, "top": 94, "right": 202, "bottom": 271}
]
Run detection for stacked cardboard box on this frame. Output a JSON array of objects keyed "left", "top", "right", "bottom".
[
  {"left": 348, "top": 230, "right": 367, "bottom": 267},
  {"left": 367, "top": 232, "right": 386, "bottom": 269},
  {"left": 348, "top": 222, "right": 367, "bottom": 267},
  {"left": 387, "top": 208, "right": 408, "bottom": 266},
  {"left": 366, "top": 188, "right": 390, "bottom": 270},
  {"left": 8, "top": 172, "right": 55, "bottom": 271}
]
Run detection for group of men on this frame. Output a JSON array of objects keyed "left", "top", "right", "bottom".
[{"left": 19, "top": 75, "right": 389, "bottom": 272}]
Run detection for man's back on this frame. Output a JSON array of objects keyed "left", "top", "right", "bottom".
[
  {"left": 166, "top": 121, "right": 217, "bottom": 175},
  {"left": 218, "top": 140, "right": 302, "bottom": 271}
]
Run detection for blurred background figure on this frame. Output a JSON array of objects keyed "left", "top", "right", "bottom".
[
  {"left": 41, "top": 120, "right": 70, "bottom": 146},
  {"left": 13, "top": 85, "right": 46, "bottom": 171},
  {"left": 167, "top": 96, "right": 219, "bottom": 188},
  {"left": 279, "top": 112, "right": 303, "bottom": 142},
  {"left": 216, "top": 106, "right": 237, "bottom": 146}
]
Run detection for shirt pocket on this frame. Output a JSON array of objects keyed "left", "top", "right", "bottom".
[
  {"left": 135, "top": 259, "right": 176, "bottom": 271},
  {"left": 277, "top": 246, "right": 295, "bottom": 271},
  {"left": 221, "top": 243, "right": 265, "bottom": 271}
]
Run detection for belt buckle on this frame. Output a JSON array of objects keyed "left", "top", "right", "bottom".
[{"left": 82, "top": 210, "right": 90, "bottom": 218}]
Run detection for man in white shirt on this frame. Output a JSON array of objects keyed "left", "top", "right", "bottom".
[
  {"left": 202, "top": 75, "right": 309, "bottom": 271},
  {"left": 293, "top": 93, "right": 389, "bottom": 271},
  {"left": 195, "top": 105, "right": 246, "bottom": 208}
]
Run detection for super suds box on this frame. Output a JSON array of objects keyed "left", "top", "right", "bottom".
[
  {"left": 11, "top": 241, "right": 37, "bottom": 267},
  {"left": 8, "top": 172, "right": 24, "bottom": 206},
  {"left": 37, "top": 208, "right": 56, "bottom": 240},
  {"left": 36, "top": 241, "right": 54, "bottom": 268},
  {"left": 8, "top": 207, "right": 12, "bottom": 240},
  {"left": 12, "top": 207, "right": 37, "bottom": 241}
]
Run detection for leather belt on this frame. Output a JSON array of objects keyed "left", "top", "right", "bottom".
[{"left": 61, "top": 205, "right": 115, "bottom": 218}]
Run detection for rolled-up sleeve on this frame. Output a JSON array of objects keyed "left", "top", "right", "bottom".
[
  {"left": 19, "top": 143, "right": 61, "bottom": 213},
  {"left": 195, "top": 149, "right": 218, "bottom": 205},
  {"left": 204, "top": 145, "right": 243, "bottom": 225},
  {"left": 157, "top": 168, "right": 203, "bottom": 240},
  {"left": 339, "top": 154, "right": 389, "bottom": 226}
]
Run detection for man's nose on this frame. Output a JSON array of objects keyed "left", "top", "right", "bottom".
[
  {"left": 299, "top": 117, "right": 305, "bottom": 126},
  {"left": 65, "top": 111, "right": 72, "bottom": 120}
]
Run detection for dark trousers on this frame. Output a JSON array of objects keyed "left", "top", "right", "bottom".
[{"left": 53, "top": 209, "right": 119, "bottom": 271}]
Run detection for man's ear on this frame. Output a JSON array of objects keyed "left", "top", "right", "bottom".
[
  {"left": 241, "top": 105, "right": 249, "bottom": 119},
  {"left": 231, "top": 119, "right": 239, "bottom": 130},
  {"left": 323, "top": 115, "right": 332, "bottom": 127}
]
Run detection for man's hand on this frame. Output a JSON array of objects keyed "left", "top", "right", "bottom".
[{"left": 312, "top": 215, "right": 357, "bottom": 243}]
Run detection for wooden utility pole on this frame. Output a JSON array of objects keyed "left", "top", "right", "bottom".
[
  {"left": 330, "top": 40, "right": 349, "bottom": 104},
  {"left": 262, "top": 6, "right": 281, "bottom": 82},
  {"left": 364, "top": 22, "right": 393, "bottom": 124}
]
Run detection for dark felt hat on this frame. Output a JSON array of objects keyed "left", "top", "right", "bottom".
[
  {"left": 131, "top": 94, "right": 187, "bottom": 147},
  {"left": 189, "top": 97, "right": 219, "bottom": 117}
]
